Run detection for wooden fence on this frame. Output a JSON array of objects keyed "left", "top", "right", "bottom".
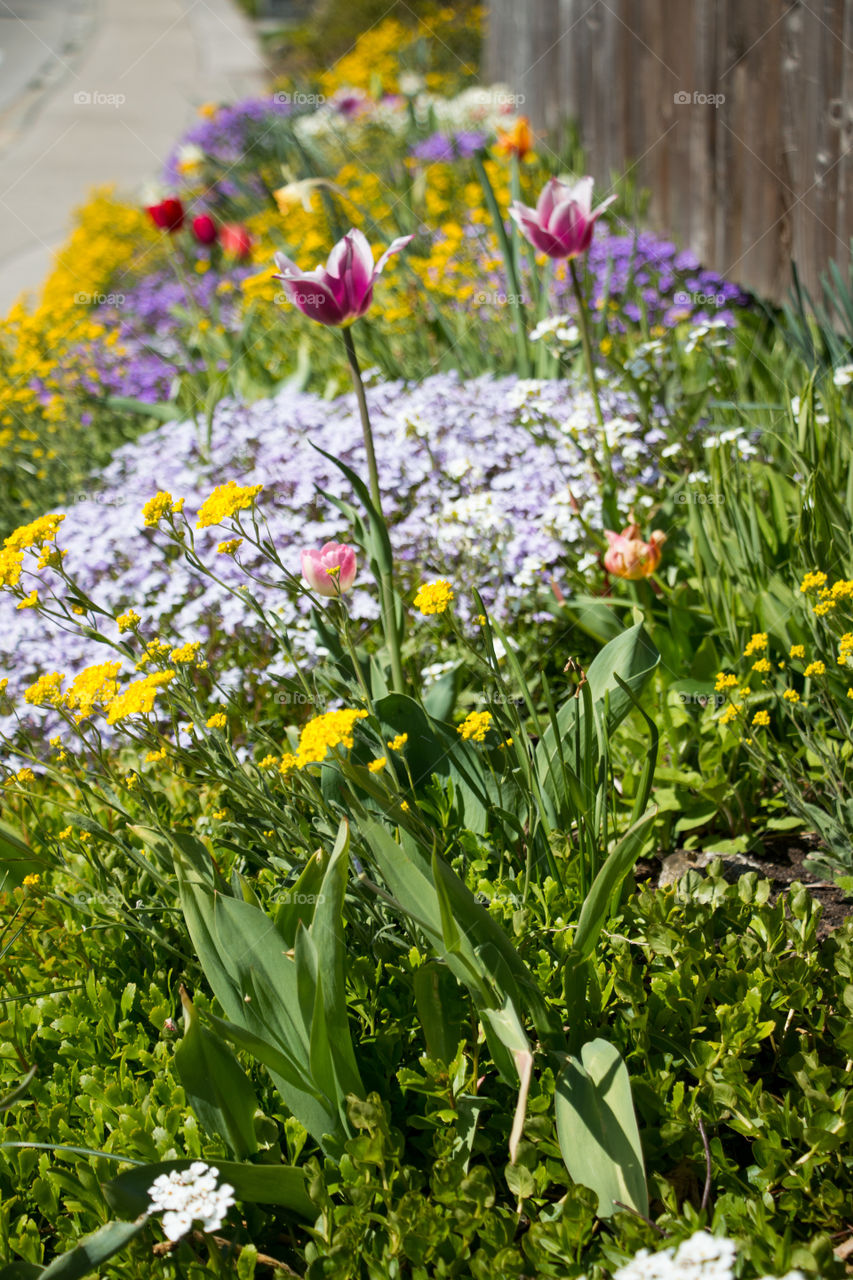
[{"left": 485, "top": 0, "right": 853, "bottom": 303}]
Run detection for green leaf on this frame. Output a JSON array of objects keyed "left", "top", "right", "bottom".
[
  {"left": 174, "top": 988, "right": 259, "bottom": 1158},
  {"left": 555, "top": 1039, "right": 648, "bottom": 1218},
  {"left": 536, "top": 624, "right": 659, "bottom": 808},
  {"left": 308, "top": 820, "right": 363, "bottom": 1096},
  {"left": 412, "top": 962, "right": 464, "bottom": 1064},
  {"left": 0, "top": 1264, "right": 43, "bottom": 1279},
  {"left": 0, "top": 821, "right": 43, "bottom": 888},
  {"left": 572, "top": 810, "right": 657, "bottom": 960},
  {"left": 104, "top": 1159, "right": 315, "bottom": 1220},
  {"left": 0, "top": 1067, "right": 37, "bottom": 1112},
  {"left": 37, "top": 1217, "right": 148, "bottom": 1280}
]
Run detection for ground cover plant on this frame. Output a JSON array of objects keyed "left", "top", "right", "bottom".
[{"left": 1, "top": 11, "right": 852, "bottom": 1280}]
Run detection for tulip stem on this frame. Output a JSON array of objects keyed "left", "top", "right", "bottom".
[
  {"left": 569, "top": 258, "right": 617, "bottom": 526},
  {"left": 343, "top": 327, "right": 383, "bottom": 516},
  {"left": 342, "top": 326, "right": 406, "bottom": 695}
]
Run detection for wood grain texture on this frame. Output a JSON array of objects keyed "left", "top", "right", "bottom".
[{"left": 484, "top": 0, "right": 853, "bottom": 301}]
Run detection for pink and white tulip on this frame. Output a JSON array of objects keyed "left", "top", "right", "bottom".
[
  {"left": 510, "top": 176, "right": 615, "bottom": 260},
  {"left": 273, "top": 228, "right": 413, "bottom": 326},
  {"left": 603, "top": 524, "right": 666, "bottom": 580},
  {"left": 301, "top": 543, "right": 358, "bottom": 597}
]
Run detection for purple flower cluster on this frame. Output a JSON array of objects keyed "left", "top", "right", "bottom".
[
  {"left": 410, "top": 131, "right": 486, "bottom": 162},
  {"left": 0, "top": 373, "right": 665, "bottom": 746},
  {"left": 564, "top": 222, "right": 751, "bottom": 330},
  {"left": 162, "top": 97, "right": 293, "bottom": 195}
]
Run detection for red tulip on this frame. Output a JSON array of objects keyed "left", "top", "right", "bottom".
[
  {"left": 220, "top": 223, "right": 253, "bottom": 261},
  {"left": 273, "top": 228, "right": 413, "bottom": 327},
  {"left": 301, "top": 543, "right": 357, "bottom": 597},
  {"left": 510, "top": 176, "right": 615, "bottom": 260},
  {"left": 603, "top": 524, "right": 666, "bottom": 580},
  {"left": 192, "top": 214, "right": 218, "bottom": 245},
  {"left": 146, "top": 198, "right": 185, "bottom": 233}
]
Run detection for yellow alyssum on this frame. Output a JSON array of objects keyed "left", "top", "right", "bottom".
[
  {"left": 413, "top": 580, "right": 454, "bottom": 616},
  {"left": 64, "top": 661, "right": 121, "bottom": 718},
  {"left": 24, "top": 671, "right": 65, "bottom": 706},
  {"left": 295, "top": 709, "right": 368, "bottom": 768},
  {"left": 106, "top": 671, "right": 175, "bottom": 724},
  {"left": 4, "top": 514, "right": 65, "bottom": 552},
  {"left": 196, "top": 481, "right": 263, "bottom": 529},
  {"left": 142, "top": 492, "right": 184, "bottom": 527},
  {"left": 457, "top": 710, "right": 493, "bottom": 742}
]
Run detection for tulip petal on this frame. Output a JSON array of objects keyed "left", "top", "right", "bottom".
[
  {"left": 535, "top": 179, "right": 561, "bottom": 224},
  {"left": 374, "top": 233, "right": 414, "bottom": 276},
  {"left": 566, "top": 175, "right": 594, "bottom": 216},
  {"left": 276, "top": 275, "right": 345, "bottom": 325}
]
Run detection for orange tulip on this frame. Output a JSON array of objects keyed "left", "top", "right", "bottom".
[
  {"left": 495, "top": 116, "right": 535, "bottom": 160},
  {"left": 603, "top": 524, "right": 666, "bottom": 580}
]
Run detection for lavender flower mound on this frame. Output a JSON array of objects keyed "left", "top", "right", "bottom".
[
  {"left": 0, "top": 372, "right": 666, "bottom": 745},
  {"left": 162, "top": 97, "right": 293, "bottom": 201},
  {"left": 57, "top": 262, "right": 256, "bottom": 406}
]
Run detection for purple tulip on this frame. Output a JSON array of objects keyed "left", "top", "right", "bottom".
[
  {"left": 510, "top": 176, "right": 616, "bottom": 260},
  {"left": 273, "top": 228, "right": 413, "bottom": 326}
]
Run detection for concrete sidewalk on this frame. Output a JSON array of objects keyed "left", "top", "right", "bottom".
[{"left": 0, "top": 0, "right": 267, "bottom": 313}]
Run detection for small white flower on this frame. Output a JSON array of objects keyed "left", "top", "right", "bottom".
[
  {"left": 147, "top": 1162, "right": 236, "bottom": 1242},
  {"left": 833, "top": 362, "right": 853, "bottom": 387}
]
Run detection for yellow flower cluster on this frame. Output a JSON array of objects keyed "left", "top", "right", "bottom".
[
  {"left": 142, "top": 492, "right": 184, "bottom": 527},
  {"left": 457, "top": 710, "right": 493, "bottom": 742},
  {"left": 0, "top": 190, "right": 158, "bottom": 499},
  {"left": 5, "top": 514, "right": 65, "bottom": 552},
  {"left": 0, "top": 547, "right": 23, "bottom": 588},
  {"left": 106, "top": 670, "right": 175, "bottom": 724},
  {"left": 801, "top": 569, "right": 853, "bottom": 615},
  {"left": 413, "top": 579, "right": 454, "bottom": 616},
  {"left": 170, "top": 641, "right": 202, "bottom": 664},
  {"left": 295, "top": 708, "right": 368, "bottom": 767},
  {"left": 24, "top": 671, "right": 65, "bottom": 706},
  {"left": 196, "top": 481, "right": 263, "bottom": 529},
  {"left": 116, "top": 610, "right": 140, "bottom": 632},
  {"left": 64, "top": 661, "right": 121, "bottom": 719},
  {"left": 743, "top": 633, "right": 767, "bottom": 657}
]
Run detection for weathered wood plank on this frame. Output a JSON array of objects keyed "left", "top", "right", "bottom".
[{"left": 485, "top": 0, "right": 853, "bottom": 302}]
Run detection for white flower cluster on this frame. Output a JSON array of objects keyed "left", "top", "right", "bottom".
[
  {"left": 147, "top": 1162, "right": 236, "bottom": 1242},
  {"left": 529, "top": 315, "right": 581, "bottom": 353},
  {"left": 612, "top": 1230, "right": 808, "bottom": 1280}
]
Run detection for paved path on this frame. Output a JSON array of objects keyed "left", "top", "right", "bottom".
[{"left": 0, "top": 0, "right": 266, "bottom": 313}]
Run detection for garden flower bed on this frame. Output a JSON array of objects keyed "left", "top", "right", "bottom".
[{"left": 1, "top": 11, "right": 852, "bottom": 1280}]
